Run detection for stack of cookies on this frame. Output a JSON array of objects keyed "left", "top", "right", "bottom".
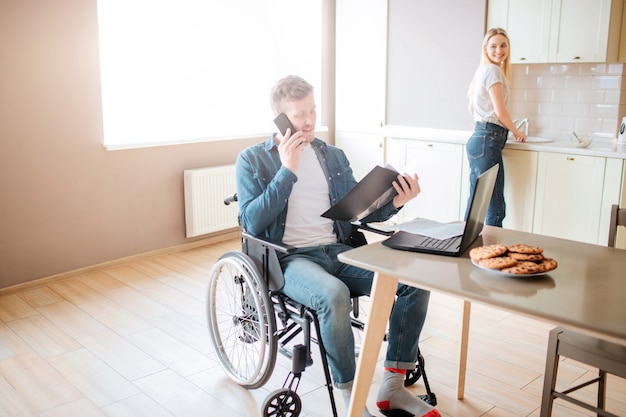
[{"left": 469, "top": 244, "right": 558, "bottom": 275}]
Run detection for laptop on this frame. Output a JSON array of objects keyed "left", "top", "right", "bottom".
[{"left": 382, "top": 163, "right": 499, "bottom": 257}]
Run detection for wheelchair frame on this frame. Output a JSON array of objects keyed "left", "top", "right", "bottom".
[{"left": 206, "top": 194, "right": 436, "bottom": 417}]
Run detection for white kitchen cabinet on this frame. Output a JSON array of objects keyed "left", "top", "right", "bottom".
[
  {"left": 461, "top": 148, "right": 471, "bottom": 221},
  {"left": 383, "top": 137, "right": 624, "bottom": 245},
  {"left": 533, "top": 152, "right": 606, "bottom": 243},
  {"left": 335, "top": 0, "right": 387, "bottom": 132},
  {"left": 487, "top": 0, "right": 552, "bottom": 63},
  {"left": 550, "top": 0, "right": 615, "bottom": 63},
  {"left": 502, "top": 148, "right": 538, "bottom": 232},
  {"left": 335, "top": 132, "right": 385, "bottom": 181},
  {"left": 386, "top": 138, "right": 464, "bottom": 224},
  {"left": 599, "top": 157, "right": 625, "bottom": 246},
  {"left": 488, "top": 0, "right": 621, "bottom": 63}
]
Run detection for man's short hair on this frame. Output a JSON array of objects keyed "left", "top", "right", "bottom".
[{"left": 270, "top": 75, "right": 314, "bottom": 113}]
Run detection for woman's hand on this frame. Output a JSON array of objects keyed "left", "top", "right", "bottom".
[
  {"left": 512, "top": 129, "right": 527, "bottom": 142},
  {"left": 392, "top": 173, "right": 420, "bottom": 208}
]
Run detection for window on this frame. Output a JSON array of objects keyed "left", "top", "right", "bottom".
[{"left": 97, "top": 0, "right": 322, "bottom": 149}]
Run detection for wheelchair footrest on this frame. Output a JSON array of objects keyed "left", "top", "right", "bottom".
[
  {"left": 418, "top": 393, "right": 437, "bottom": 407},
  {"left": 380, "top": 409, "right": 413, "bottom": 417}
]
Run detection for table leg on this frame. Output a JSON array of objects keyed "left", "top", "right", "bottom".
[
  {"left": 457, "top": 300, "right": 471, "bottom": 399},
  {"left": 348, "top": 272, "right": 399, "bottom": 417}
]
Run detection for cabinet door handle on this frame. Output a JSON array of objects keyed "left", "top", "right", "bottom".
[
  {"left": 427, "top": 144, "right": 433, "bottom": 147},
  {"left": 567, "top": 157, "right": 575, "bottom": 161},
  {"left": 572, "top": 56, "right": 581, "bottom": 60},
  {"left": 519, "top": 57, "right": 526, "bottom": 61}
]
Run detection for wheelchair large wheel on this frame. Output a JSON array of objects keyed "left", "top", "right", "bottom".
[{"left": 207, "top": 251, "right": 277, "bottom": 389}]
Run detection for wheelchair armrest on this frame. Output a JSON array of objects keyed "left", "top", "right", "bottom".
[
  {"left": 352, "top": 222, "right": 394, "bottom": 237},
  {"left": 241, "top": 231, "right": 297, "bottom": 254}
]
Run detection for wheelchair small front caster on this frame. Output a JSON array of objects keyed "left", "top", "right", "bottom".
[{"left": 263, "top": 388, "right": 302, "bottom": 417}]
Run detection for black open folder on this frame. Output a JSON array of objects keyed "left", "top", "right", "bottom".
[{"left": 321, "top": 165, "right": 399, "bottom": 222}]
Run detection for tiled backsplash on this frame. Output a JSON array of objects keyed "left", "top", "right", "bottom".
[{"left": 509, "top": 63, "right": 626, "bottom": 141}]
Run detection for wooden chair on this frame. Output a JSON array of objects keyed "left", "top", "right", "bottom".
[
  {"left": 539, "top": 204, "right": 626, "bottom": 417},
  {"left": 608, "top": 203, "right": 626, "bottom": 249}
]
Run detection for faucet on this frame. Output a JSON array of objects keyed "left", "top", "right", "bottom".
[{"left": 513, "top": 118, "right": 529, "bottom": 136}]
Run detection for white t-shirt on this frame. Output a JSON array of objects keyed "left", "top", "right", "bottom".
[
  {"left": 472, "top": 63, "right": 509, "bottom": 126},
  {"left": 282, "top": 144, "right": 336, "bottom": 247}
]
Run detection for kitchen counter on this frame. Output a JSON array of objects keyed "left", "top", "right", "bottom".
[
  {"left": 382, "top": 125, "right": 626, "bottom": 159},
  {"left": 506, "top": 138, "right": 626, "bottom": 159}
]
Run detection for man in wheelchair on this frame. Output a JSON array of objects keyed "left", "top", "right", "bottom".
[{"left": 235, "top": 75, "right": 440, "bottom": 417}]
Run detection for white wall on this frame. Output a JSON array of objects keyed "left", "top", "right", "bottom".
[{"left": 386, "top": 0, "right": 487, "bottom": 130}]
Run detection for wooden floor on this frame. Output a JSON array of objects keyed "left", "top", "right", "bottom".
[{"left": 0, "top": 237, "right": 624, "bottom": 417}]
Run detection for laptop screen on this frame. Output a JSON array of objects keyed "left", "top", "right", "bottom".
[{"left": 459, "top": 163, "right": 499, "bottom": 252}]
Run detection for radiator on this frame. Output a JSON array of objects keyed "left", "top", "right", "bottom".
[{"left": 183, "top": 165, "right": 239, "bottom": 237}]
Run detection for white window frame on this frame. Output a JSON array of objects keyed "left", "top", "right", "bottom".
[{"left": 97, "top": 0, "right": 323, "bottom": 150}]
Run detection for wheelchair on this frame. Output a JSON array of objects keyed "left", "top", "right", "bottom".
[{"left": 206, "top": 193, "right": 436, "bottom": 417}]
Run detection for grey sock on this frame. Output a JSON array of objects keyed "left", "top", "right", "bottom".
[
  {"left": 340, "top": 387, "right": 373, "bottom": 417},
  {"left": 376, "top": 370, "right": 437, "bottom": 416}
]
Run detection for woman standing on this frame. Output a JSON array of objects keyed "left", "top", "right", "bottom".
[{"left": 466, "top": 27, "right": 526, "bottom": 227}]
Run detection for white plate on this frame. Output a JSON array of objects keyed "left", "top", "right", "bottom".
[
  {"left": 471, "top": 259, "right": 552, "bottom": 278},
  {"left": 469, "top": 270, "right": 555, "bottom": 296}
]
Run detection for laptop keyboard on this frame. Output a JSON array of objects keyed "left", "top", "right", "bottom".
[{"left": 416, "top": 236, "right": 458, "bottom": 250}]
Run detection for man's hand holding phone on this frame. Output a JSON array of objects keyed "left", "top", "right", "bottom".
[
  {"left": 274, "top": 112, "right": 305, "bottom": 173},
  {"left": 274, "top": 112, "right": 298, "bottom": 137}
]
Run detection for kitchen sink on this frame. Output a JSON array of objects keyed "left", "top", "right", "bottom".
[{"left": 525, "top": 136, "right": 554, "bottom": 143}]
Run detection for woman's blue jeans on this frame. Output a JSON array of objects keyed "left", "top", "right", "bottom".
[
  {"left": 466, "top": 121, "right": 508, "bottom": 227},
  {"left": 279, "top": 243, "right": 430, "bottom": 389}
]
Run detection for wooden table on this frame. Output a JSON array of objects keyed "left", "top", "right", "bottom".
[{"left": 338, "top": 226, "right": 626, "bottom": 417}]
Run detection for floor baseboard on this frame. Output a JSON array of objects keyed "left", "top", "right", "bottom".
[{"left": 0, "top": 228, "right": 241, "bottom": 295}]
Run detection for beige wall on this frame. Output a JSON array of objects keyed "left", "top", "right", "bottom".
[{"left": 0, "top": 0, "right": 264, "bottom": 287}]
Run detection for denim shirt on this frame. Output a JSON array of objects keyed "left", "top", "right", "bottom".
[{"left": 236, "top": 135, "right": 399, "bottom": 245}]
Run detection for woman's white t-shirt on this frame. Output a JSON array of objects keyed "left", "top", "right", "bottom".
[{"left": 472, "top": 63, "right": 508, "bottom": 126}]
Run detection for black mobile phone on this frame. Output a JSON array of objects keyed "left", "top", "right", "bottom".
[{"left": 273, "top": 113, "right": 297, "bottom": 136}]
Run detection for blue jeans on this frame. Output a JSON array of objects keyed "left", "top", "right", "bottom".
[
  {"left": 466, "top": 121, "right": 508, "bottom": 227},
  {"left": 279, "top": 243, "right": 431, "bottom": 389}
]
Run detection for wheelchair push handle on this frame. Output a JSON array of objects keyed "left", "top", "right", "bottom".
[{"left": 224, "top": 193, "right": 238, "bottom": 205}]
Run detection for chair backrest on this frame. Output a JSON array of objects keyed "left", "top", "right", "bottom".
[{"left": 608, "top": 204, "right": 626, "bottom": 248}]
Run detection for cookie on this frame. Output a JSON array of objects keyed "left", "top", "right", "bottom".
[
  {"left": 509, "top": 252, "right": 544, "bottom": 262},
  {"left": 501, "top": 261, "right": 541, "bottom": 274},
  {"left": 469, "top": 244, "right": 508, "bottom": 261},
  {"left": 506, "top": 244, "right": 543, "bottom": 254},
  {"left": 535, "top": 257, "right": 558, "bottom": 272},
  {"left": 478, "top": 256, "right": 518, "bottom": 270}
]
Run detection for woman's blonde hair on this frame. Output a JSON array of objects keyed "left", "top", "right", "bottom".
[{"left": 468, "top": 27, "right": 512, "bottom": 100}]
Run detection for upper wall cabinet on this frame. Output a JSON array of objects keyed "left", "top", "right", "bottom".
[
  {"left": 488, "top": 0, "right": 552, "bottom": 63},
  {"left": 488, "top": 0, "right": 622, "bottom": 63}
]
